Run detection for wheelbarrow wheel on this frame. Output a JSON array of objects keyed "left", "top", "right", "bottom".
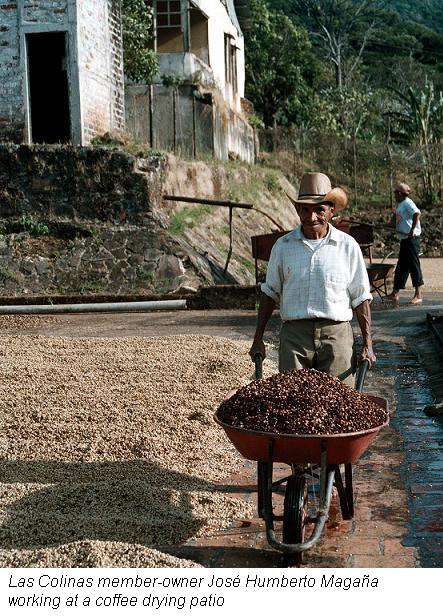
[{"left": 282, "top": 475, "right": 308, "bottom": 565}]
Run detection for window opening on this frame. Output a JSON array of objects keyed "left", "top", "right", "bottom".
[
  {"left": 152, "top": 0, "right": 185, "bottom": 53},
  {"left": 156, "top": 0, "right": 182, "bottom": 28},
  {"left": 224, "top": 34, "right": 237, "bottom": 94},
  {"left": 190, "top": 4, "right": 209, "bottom": 66},
  {"left": 231, "top": 43, "right": 238, "bottom": 94}
]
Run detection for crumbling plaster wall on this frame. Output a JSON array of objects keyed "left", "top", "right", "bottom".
[
  {"left": 154, "top": 1, "right": 245, "bottom": 114},
  {"left": 196, "top": 0, "right": 245, "bottom": 110}
]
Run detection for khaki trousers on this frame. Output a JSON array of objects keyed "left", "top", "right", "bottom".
[{"left": 279, "top": 319, "right": 356, "bottom": 386}]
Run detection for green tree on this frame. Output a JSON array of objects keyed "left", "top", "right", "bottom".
[
  {"left": 284, "top": 0, "right": 378, "bottom": 88},
  {"left": 300, "top": 85, "right": 378, "bottom": 136},
  {"left": 362, "top": 13, "right": 443, "bottom": 93},
  {"left": 245, "top": 0, "right": 318, "bottom": 127},
  {"left": 373, "top": 0, "right": 443, "bottom": 34},
  {"left": 387, "top": 79, "right": 443, "bottom": 202},
  {"left": 305, "top": 86, "right": 381, "bottom": 205},
  {"left": 271, "top": 0, "right": 443, "bottom": 92},
  {"left": 122, "top": 0, "right": 158, "bottom": 83}
]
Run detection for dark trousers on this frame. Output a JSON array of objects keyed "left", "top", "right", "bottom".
[{"left": 393, "top": 237, "right": 424, "bottom": 290}]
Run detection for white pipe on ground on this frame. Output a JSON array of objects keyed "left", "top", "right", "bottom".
[{"left": 0, "top": 300, "right": 187, "bottom": 315}]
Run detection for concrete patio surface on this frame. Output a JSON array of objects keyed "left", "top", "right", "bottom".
[{"left": 1, "top": 286, "right": 442, "bottom": 568}]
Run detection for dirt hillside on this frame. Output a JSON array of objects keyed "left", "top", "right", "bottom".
[{"left": 162, "top": 155, "right": 300, "bottom": 285}]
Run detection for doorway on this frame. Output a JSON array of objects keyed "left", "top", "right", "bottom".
[{"left": 26, "top": 32, "right": 71, "bottom": 143}]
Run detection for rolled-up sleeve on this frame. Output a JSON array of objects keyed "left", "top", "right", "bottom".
[
  {"left": 406, "top": 201, "right": 420, "bottom": 215},
  {"left": 260, "top": 242, "right": 282, "bottom": 303},
  {"left": 348, "top": 243, "right": 373, "bottom": 308}
]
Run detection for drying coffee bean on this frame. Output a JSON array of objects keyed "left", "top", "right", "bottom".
[{"left": 217, "top": 368, "right": 387, "bottom": 435}]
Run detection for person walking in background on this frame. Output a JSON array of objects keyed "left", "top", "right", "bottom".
[{"left": 390, "top": 183, "right": 424, "bottom": 306}]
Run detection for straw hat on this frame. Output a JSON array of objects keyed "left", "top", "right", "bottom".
[{"left": 286, "top": 172, "right": 348, "bottom": 212}]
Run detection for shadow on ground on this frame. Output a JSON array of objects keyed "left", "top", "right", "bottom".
[{"left": 0, "top": 460, "right": 251, "bottom": 551}]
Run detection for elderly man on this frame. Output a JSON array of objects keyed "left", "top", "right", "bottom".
[
  {"left": 249, "top": 172, "right": 375, "bottom": 386},
  {"left": 390, "top": 182, "right": 424, "bottom": 306}
]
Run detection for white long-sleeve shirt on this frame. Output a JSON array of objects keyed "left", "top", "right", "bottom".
[{"left": 261, "top": 224, "right": 372, "bottom": 322}]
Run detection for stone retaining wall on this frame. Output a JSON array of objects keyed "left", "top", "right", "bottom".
[
  {"left": 0, "top": 145, "right": 215, "bottom": 298},
  {"left": 0, "top": 144, "right": 165, "bottom": 224},
  {"left": 0, "top": 225, "right": 209, "bottom": 298},
  {"left": 0, "top": 145, "right": 290, "bottom": 299}
]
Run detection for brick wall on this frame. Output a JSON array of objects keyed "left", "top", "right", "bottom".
[
  {"left": 108, "top": 0, "right": 125, "bottom": 132},
  {"left": 23, "top": 0, "right": 68, "bottom": 23},
  {"left": 77, "top": 0, "right": 125, "bottom": 142},
  {"left": 0, "top": 1, "right": 72, "bottom": 142},
  {"left": 0, "top": 3, "right": 23, "bottom": 141}
]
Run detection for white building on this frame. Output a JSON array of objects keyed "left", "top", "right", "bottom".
[
  {"left": 125, "top": 0, "right": 255, "bottom": 162},
  {"left": 150, "top": 0, "right": 249, "bottom": 114},
  {"left": 0, "top": 1, "right": 255, "bottom": 161},
  {"left": 0, "top": 0, "right": 125, "bottom": 145}
]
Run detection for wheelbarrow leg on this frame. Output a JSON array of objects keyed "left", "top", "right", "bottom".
[
  {"left": 257, "top": 461, "right": 273, "bottom": 519},
  {"left": 334, "top": 463, "right": 354, "bottom": 520},
  {"left": 345, "top": 463, "right": 354, "bottom": 518}
]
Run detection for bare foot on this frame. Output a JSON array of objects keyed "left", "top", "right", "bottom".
[
  {"left": 409, "top": 297, "right": 423, "bottom": 305},
  {"left": 389, "top": 293, "right": 400, "bottom": 306}
]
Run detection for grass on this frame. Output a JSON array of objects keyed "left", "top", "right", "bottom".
[
  {"left": 136, "top": 267, "right": 155, "bottom": 283},
  {"left": 225, "top": 175, "right": 262, "bottom": 204},
  {"left": 238, "top": 256, "right": 255, "bottom": 273},
  {"left": 214, "top": 240, "right": 227, "bottom": 256},
  {"left": 80, "top": 280, "right": 105, "bottom": 293},
  {"left": 169, "top": 205, "right": 212, "bottom": 235},
  {"left": 123, "top": 145, "right": 166, "bottom": 159},
  {"left": 178, "top": 153, "right": 253, "bottom": 169},
  {"left": 225, "top": 166, "right": 282, "bottom": 205},
  {"left": 90, "top": 133, "right": 166, "bottom": 159},
  {"left": 17, "top": 214, "right": 50, "bottom": 237},
  {"left": 264, "top": 170, "right": 282, "bottom": 193},
  {"left": 0, "top": 267, "right": 18, "bottom": 283}
]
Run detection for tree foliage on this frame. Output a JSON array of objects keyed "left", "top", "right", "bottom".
[
  {"left": 244, "top": 0, "right": 318, "bottom": 127},
  {"left": 386, "top": 79, "right": 443, "bottom": 202},
  {"left": 390, "top": 80, "right": 443, "bottom": 147},
  {"left": 286, "top": 0, "right": 378, "bottom": 88},
  {"left": 245, "top": 1, "right": 443, "bottom": 203},
  {"left": 122, "top": 0, "right": 158, "bottom": 83},
  {"left": 374, "top": 0, "right": 443, "bottom": 34},
  {"left": 309, "top": 86, "right": 380, "bottom": 137},
  {"left": 249, "top": 1, "right": 443, "bottom": 135}
]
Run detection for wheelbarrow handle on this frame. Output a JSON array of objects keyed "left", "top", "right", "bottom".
[
  {"left": 255, "top": 353, "right": 263, "bottom": 380},
  {"left": 355, "top": 359, "right": 370, "bottom": 392}
]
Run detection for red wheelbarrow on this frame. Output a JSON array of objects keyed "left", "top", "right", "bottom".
[{"left": 214, "top": 358, "right": 388, "bottom": 563}]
